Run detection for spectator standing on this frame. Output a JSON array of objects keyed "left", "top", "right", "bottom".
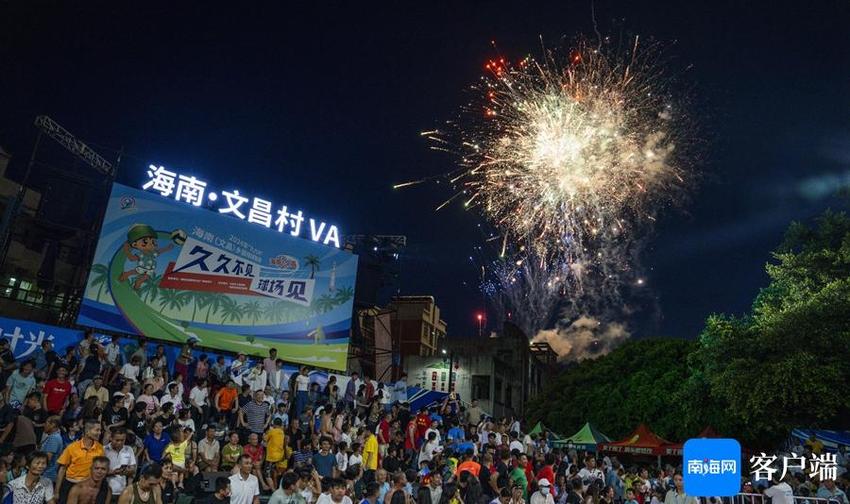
[
  {"left": 240, "top": 390, "right": 271, "bottom": 439},
  {"left": 104, "top": 426, "right": 137, "bottom": 499},
  {"left": 41, "top": 415, "right": 63, "bottom": 482},
  {"left": 55, "top": 418, "right": 105, "bottom": 502},
  {"left": 345, "top": 373, "right": 359, "bottom": 411},
  {"left": 5, "top": 359, "right": 36, "bottom": 406},
  {"left": 295, "top": 367, "right": 310, "bottom": 417},
  {"left": 42, "top": 364, "right": 72, "bottom": 415},
  {"left": 663, "top": 474, "right": 696, "bottom": 504},
  {"left": 229, "top": 454, "right": 261, "bottom": 504}
]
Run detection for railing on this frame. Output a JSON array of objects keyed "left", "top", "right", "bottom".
[{"left": 733, "top": 493, "right": 842, "bottom": 504}]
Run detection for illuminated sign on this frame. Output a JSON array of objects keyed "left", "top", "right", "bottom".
[{"left": 142, "top": 164, "right": 341, "bottom": 248}]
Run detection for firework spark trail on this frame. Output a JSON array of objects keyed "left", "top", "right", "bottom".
[{"left": 407, "top": 36, "right": 691, "bottom": 348}]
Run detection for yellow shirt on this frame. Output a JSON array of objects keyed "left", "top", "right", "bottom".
[
  {"left": 363, "top": 434, "right": 379, "bottom": 470},
  {"left": 265, "top": 428, "right": 285, "bottom": 462},
  {"left": 163, "top": 439, "right": 189, "bottom": 466},
  {"left": 57, "top": 439, "right": 105, "bottom": 481}
]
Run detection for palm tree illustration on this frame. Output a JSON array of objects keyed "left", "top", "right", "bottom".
[
  {"left": 158, "top": 288, "right": 186, "bottom": 315},
  {"left": 219, "top": 297, "right": 244, "bottom": 323},
  {"left": 304, "top": 255, "right": 321, "bottom": 279},
  {"left": 89, "top": 264, "right": 110, "bottom": 302},
  {"left": 333, "top": 286, "right": 354, "bottom": 304},
  {"left": 313, "top": 294, "right": 336, "bottom": 314},
  {"left": 262, "top": 301, "right": 279, "bottom": 324},
  {"left": 139, "top": 273, "right": 162, "bottom": 305},
  {"left": 185, "top": 291, "right": 206, "bottom": 322},
  {"left": 242, "top": 300, "right": 263, "bottom": 325},
  {"left": 201, "top": 292, "right": 227, "bottom": 323}
]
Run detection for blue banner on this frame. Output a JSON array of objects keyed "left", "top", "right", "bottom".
[{"left": 0, "top": 316, "right": 84, "bottom": 360}]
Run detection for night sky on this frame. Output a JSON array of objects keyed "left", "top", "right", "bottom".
[{"left": 2, "top": 2, "right": 849, "bottom": 341}]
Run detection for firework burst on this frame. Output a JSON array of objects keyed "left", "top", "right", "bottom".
[
  {"left": 437, "top": 36, "right": 686, "bottom": 257},
  {"left": 399, "top": 35, "right": 693, "bottom": 341},
  {"left": 401, "top": 36, "right": 691, "bottom": 331}
]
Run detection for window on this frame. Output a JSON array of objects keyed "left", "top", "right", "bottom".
[
  {"left": 472, "top": 375, "right": 490, "bottom": 400},
  {"left": 494, "top": 377, "right": 503, "bottom": 403}
]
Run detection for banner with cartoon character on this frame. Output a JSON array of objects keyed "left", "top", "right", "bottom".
[{"left": 78, "top": 183, "right": 357, "bottom": 371}]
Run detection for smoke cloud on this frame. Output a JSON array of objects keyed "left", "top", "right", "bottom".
[{"left": 532, "top": 316, "right": 630, "bottom": 362}]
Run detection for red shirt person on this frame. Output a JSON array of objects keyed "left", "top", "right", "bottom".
[
  {"left": 42, "top": 365, "right": 73, "bottom": 414},
  {"left": 535, "top": 454, "right": 556, "bottom": 495},
  {"left": 414, "top": 410, "right": 432, "bottom": 446},
  {"left": 405, "top": 419, "right": 417, "bottom": 451}
]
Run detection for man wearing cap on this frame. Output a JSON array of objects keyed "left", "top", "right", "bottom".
[{"left": 530, "top": 479, "right": 555, "bottom": 504}]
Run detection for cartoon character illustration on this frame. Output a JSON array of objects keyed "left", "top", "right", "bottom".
[{"left": 119, "top": 223, "right": 174, "bottom": 290}]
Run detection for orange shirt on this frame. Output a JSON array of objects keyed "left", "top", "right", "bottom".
[
  {"left": 456, "top": 460, "right": 481, "bottom": 477},
  {"left": 217, "top": 387, "right": 238, "bottom": 410},
  {"left": 57, "top": 439, "right": 105, "bottom": 481}
]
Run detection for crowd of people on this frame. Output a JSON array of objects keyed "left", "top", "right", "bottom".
[{"left": 0, "top": 334, "right": 848, "bottom": 504}]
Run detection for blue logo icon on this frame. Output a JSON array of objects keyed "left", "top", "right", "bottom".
[{"left": 683, "top": 438, "right": 741, "bottom": 496}]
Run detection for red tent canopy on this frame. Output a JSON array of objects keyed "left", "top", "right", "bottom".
[
  {"left": 598, "top": 423, "right": 679, "bottom": 456},
  {"left": 662, "top": 426, "right": 722, "bottom": 457}
]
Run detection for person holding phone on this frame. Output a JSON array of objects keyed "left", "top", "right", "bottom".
[{"left": 105, "top": 426, "right": 137, "bottom": 499}]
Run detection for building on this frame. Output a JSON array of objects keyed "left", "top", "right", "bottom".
[
  {"left": 0, "top": 138, "right": 110, "bottom": 326},
  {"left": 345, "top": 235, "right": 406, "bottom": 378},
  {"left": 404, "top": 321, "right": 557, "bottom": 418},
  {"left": 389, "top": 295, "right": 447, "bottom": 359}
]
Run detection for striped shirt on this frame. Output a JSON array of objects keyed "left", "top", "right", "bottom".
[{"left": 241, "top": 400, "right": 269, "bottom": 433}]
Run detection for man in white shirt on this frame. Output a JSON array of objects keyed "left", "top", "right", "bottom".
[
  {"left": 229, "top": 454, "right": 260, "bottom": 504},
  {"left": 763, "top": 476, "right": 794, "bottom": 504},
  {"left": 104, "top": 427, "right": 137, "bottom": 498},
  {"left": 268, "top": 359, "right": 285, "bottom": 397},
  {"left": 577, "top": 456, "right": 604, "bottom": 491},
  {"left": 189, "top": 379, "right": 209, "bottom": 419},
  {"left": 160, "top": 383, "right": 182, "bottom": 410},
  {"left": 295, "top": 366, "right": 310, "bottom": 417},
  {"left": 316, "top": 479, "right": 353, "bottom": 504},
  {"left": 245, "top": 362, "right": 267, "bottom": 394},
  {"left": 663, "top": 474, "right": 697, "bottom": 504},
  {"left": 119, "top": 356, "right": 141, "bottom": 384},
  {"left": 197, "top": 425, "right": 221, "bottom": 471},
  {"left": 508, "top": 432, "right": 524, "bottom": 454}
]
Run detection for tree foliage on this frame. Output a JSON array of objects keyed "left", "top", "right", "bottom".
[{"left": 528, "top": 211, "right": 850, "bottom": 448}]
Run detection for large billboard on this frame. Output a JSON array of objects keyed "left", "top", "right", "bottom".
[{"left": 78, "top": 183, "right": 357, "bottom": 371}]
